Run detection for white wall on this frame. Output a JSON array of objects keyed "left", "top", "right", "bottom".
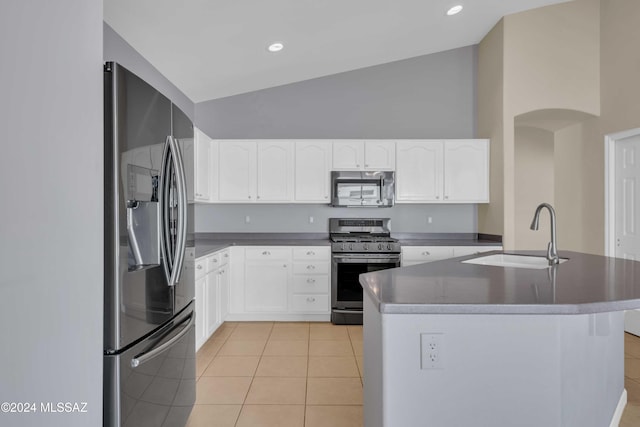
[{"left": 0, "top": 2, "right": 103, "bottom": 426}]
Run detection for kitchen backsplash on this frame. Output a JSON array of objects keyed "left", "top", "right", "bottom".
[{"left": 194, "top": 204, "right": 476, "bottom": 233}]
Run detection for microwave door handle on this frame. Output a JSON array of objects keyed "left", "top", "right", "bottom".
[{"left": 159, "top": 136, "right": 173, "bottom": 285}]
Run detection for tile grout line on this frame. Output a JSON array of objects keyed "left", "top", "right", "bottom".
[{"left": 234, "top": 322, "right": 274, "bottom": 427}]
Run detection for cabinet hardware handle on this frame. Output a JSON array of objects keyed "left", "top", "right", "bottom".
[
  {"left": 307, "top": 278, "right": 316, "bottom": 283},
  {"left": 224, "top": 253, "right": 229, "bottom": 258},
  {"left": 283, "top": 264, "right": 287, "bottom": 268},
  {"left": 197, "top": 265, "right": 203, "bottom": 270},
  {"left": 356, "top": 164, "right": 360, "bottom": 168},
  {"left": 212, "top": 259, "right": 217, "bottom": 263},
  {"left": 307, "top": 265, "right": 315, "bottom": 270},
  {"left": 324, "top": 196, "right": 328, "bottom": 199},
  {"left": 307, "top": 251, "right": 315, "bottom": 256},
  {"left": 248, "top": 195, "right": 251, "bottom": 199},
  {"left": 257, "top": 196, "right": 260, "bottom": 199},
  {"left": 262, "top": 251, "right": 270, "bottom": 255},
  {"left": 422, "top": 251, "right": 430, "bottom": 256},
  {"left": 306, "top": 297, "right": 316, "bottom": 303},
  {"left": 436, "top": 196, "right": 440, "bottom": 200},
  {"left": 365, "top": 164, "right": 369, "bottom": 167},
  {"left": 444, "top": 196, "right": 449, "bottom": 200}
]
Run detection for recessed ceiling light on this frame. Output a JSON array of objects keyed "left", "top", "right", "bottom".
[
  {"left": 267, "top": 42, "right": 284, "bottom": 53},
  {"left": 447, "top": 5, "right": 463, "bottom": 16}
]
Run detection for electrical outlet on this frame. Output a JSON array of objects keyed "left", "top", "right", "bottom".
[
  {"left": 421, "top": 333, "right": 444, "bottom": 369},
  {"left": 245, "top": 215, "right": 251, "bottom": 224},
  {"left": 427, "top": 216, "right": 433, "bottom": 224},
  {"left": 309, "top": 216, "right": 314, "bottom": 224}
]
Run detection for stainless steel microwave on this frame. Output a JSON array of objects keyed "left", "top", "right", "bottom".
[{"left": 331, "top": 171, "right": 395, "bottom": 207}]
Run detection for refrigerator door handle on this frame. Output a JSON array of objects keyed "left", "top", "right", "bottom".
[
  {"left": 168, "top": 135, "right": 187, "bottom": 285},
  {"left": 159, "top": 136, "right": 173, "bottom": 285},
  {"left": 130, "top": 310, "right": 194, "bottom": 368}
]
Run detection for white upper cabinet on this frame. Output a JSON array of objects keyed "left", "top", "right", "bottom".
[
  {"left": 257, "top": 140, "right": 294, "bottom": 201},
  {"left": 194, "top": 128, "right": 211, "bottom": 202},
  {"left": 332, "top": 140, "right": 395, "bottom": 170},
  {"left": 444, "top": 139, "right": 489, "bottom": 202},
  {"left": 396, "top": 140, "right": 443, "bottom": 202},
  {"left": 364, "top": 140, "right": 395, "bottom": 170},
  {"left": 332, "top": 140, "right": 364, "bottom": 170},
  {"left": 295, "top": 140, "right": 332, "bottom": 202},
  {"left": 218, "top": 140, "right": 257, "bottom": 201},
  {"left": 396, "top": 139, "right": 489, "bottom": 203}
]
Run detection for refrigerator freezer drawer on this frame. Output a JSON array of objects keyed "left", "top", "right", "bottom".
[{"left": 104, "top": 303, "right": 196, "bottom": 427}]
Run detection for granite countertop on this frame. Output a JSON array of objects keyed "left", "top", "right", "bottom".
[{"left": 359, "top": 250, "right": 640, "bottom": 315}]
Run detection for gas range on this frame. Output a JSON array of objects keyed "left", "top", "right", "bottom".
[
  {"left": 329, "top": 218, "right": 401, "bottom": 325},
  {"left": 329, "top": 218, "right": 401, "bottom": 253}
]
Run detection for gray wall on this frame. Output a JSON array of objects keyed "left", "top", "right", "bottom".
[
  {"left": 0, "top": 2, "right": 103, "bottom": 426},
  {"left": 195, "top": 204, "right": 476, "bottom": 233},
  {"left": 195, "top": 45, "right": 476, "bottom": 139},
  {"left": 104, "top": 23, "right": 195, "bottom": 121},
  {"left": 195, "top": 46, "right": 478, "bottom": 233}
]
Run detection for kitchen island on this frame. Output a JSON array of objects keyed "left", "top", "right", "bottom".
[{"left": 359, "top": 250, "right": 640, "bottom": 427}]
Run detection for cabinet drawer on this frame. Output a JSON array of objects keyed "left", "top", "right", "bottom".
[
  {"left": 452, "top": 246, "right": 502, "bottom": 257},
  {"left": 401, "top": 246, "right": 454, "bottom": 264},
  {"left": 291, "top": 294, "right": 329, "bottom": 312},
  {"left": 245, "top": 247, "right": 291, "bottom": 261},
  {"left": 292, "top": 261, "right": 330, "bottom": 275},
  {"left": 292, "top": 275, "right": 329, "bottom": 294},
  {"left": 195, "top": 258, "right": 207, "bottom": 279},
  {"left": 207, "top": 253, "right": 221, "bottom": 272},
  {"left": 218, "top": 249, "right": 230, "bottom": 266},
  {"left": 293, "top": 247, "right": 330, "bottom": 261}
]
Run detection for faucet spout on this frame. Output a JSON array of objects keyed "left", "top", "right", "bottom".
[{"left": 530, "top": 203, "right": 559, "bottom": 266}]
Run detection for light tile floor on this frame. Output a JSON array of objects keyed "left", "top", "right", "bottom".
[
  {"left": 189, "top": 323, "right": 640, "bottom": 426},
  {"left": 188, "top": 322, "right": 363, "bottom": 427}
]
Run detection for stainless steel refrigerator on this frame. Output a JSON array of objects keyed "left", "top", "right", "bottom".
[{"left": 103, "top": 62, "right": 196, "bottom": 427}]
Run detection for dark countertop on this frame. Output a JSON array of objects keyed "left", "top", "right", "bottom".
[
  {"left": 359, "top": 250, "right": 640, "bottom": 315},
  {"left": 194, "top": 233, "right": 502, "bottom": 258}
]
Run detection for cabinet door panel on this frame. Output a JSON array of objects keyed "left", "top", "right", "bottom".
[
  {"left": 219, "top": 140, "right": 256, "bottom": 201},
  {"left": 295, "top": 141, "right": 332, "bottom": 202},
  {"left": 257, "top": 141, "right": 294, "bottom": 201},
  {"left": 365, "top": 140, "right": 395, "bottom": 170},
  {"left": 194, "top": 129, "right": 211, "bottom": 201},
  {"left": 332, "top": 140, "right": 364, "bottom": 170},
  {"left": 195, "top": 276, "right": 206, "bottom": 350},
  {"left": 244, "top": 263, "right": 288, "bottom": 312},
  {"left": 218, "top": 267, "right": 229, "bottom": 322},
  {"left": 444, "top": 139, "right": 489, "bottom": 202},
  {"left": 396, "top": 141, "right": 443, "bottom": 201},
  {"left": 206, "top": 272, "right": 218, "bottom": 336}
]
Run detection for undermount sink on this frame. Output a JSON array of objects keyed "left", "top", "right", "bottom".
[{"left": 462, "top": 254, "right": 568, "bottom": 270}]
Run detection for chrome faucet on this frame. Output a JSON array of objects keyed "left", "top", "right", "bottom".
[{"left": 530, "top": 203, "right": 560, "bottom": 266}]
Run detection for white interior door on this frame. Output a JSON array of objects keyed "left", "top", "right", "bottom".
[{"left": 615, "top": 134, "right": 640, "bottom": 335}]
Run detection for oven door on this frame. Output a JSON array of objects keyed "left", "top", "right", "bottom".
[{"left": 331, "top": 253, "right": 401, "bottom": 309}]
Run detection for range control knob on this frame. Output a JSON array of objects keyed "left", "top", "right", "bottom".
[
  {"left": 387, "top": 244, "right": 392, "bottom": 250},
  {"left": 363, "top": 243, "right": 369, "bottom": 250},
  {"left": 349, "top": 243, "right": 353, "bottom": 251},
  {"left": 378, "top": 243, "right": 383, "bottom": 250}
]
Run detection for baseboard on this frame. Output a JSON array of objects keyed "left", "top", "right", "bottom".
[{"left": 609, "top": 389, "right": 627, "bottom": 427}]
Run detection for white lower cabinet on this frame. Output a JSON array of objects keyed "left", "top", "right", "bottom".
[
  {"left": 401, "top": 245, "right": 503, "bottom": 267},
  {"left": 244, "top": 260, "right": 289, "bottom": 312},
  {"left": 227, "top": 246, "right": 331, "bottom": 321},
  {"left": 194, "top": 248, "right": 230, "bottom": 351}
]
